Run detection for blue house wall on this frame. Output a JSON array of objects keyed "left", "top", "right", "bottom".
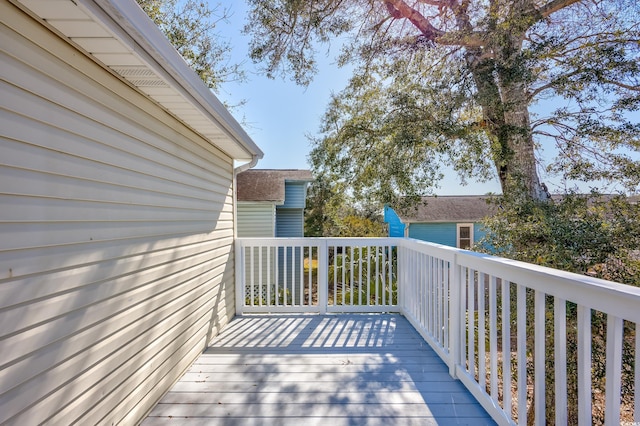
[
  {"left": 276, "top": 209, "right": 304, "bottom": 237},
  {"left": 281, "top": 182, "right": 307, "bottom": 208},
  {"left": 408, "top": 223, "right": 457, "bottom": 246},
  {"left": 407, "top": 222, "right": 486, "bottom": 248},
  {"left": 383, "top": 205, "right": 406, "bottom": 237}
]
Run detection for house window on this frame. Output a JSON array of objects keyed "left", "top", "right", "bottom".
[{"left": 457, "top": 224, "right": 473, "bottom": 249}]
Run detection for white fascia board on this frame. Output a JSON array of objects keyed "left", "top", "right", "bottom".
[{"left": 75, "top": 0, "right": 263, "bottom": 162}]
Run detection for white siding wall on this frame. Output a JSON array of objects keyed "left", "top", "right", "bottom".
[
  {"left": 1, "top": 5, "right": 236, "bottom": 424},
  {"left": 237, "top": 202, "right": 276, "bottom": 237}
]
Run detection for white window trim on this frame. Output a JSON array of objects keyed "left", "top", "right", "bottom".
[{"left": 456, "top": 223, "right": 474, "bottom": 249}]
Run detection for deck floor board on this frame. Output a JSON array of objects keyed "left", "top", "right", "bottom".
[{"left": 142, "top": 314, "right": 496, "bottom": 425}]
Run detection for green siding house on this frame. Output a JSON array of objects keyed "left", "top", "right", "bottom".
[
  {"left": 236, "top": 169, "right": 313, "bottom": 237},
  {"left": 384, "top": 196, "right": 496, "bottom": 249}
]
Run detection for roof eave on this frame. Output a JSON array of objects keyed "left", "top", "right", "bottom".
[{"left": 20, "top": 0, "right": 263, "bottom": 162}]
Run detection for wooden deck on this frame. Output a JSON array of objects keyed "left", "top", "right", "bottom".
[{"left": 142, "top": 314, "right": 496, "bottom": 425}]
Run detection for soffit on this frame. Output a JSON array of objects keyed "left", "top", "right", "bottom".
[{"left": 17, "top": 0, "right": 262, "bottom": 162}]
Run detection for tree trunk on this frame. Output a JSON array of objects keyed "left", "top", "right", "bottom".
[
  {"left": 500, "top": 80, "right": 548, "bottom": 201},
  {"left": 466, "top": 42, "right": 549, "bottom": 201}
]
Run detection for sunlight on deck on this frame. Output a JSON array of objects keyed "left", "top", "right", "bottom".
[{"left": 143, "top": 314, "right": 495, "bottom": 425}]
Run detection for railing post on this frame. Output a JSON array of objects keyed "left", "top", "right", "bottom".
[
  {"left": 235, "top": 239, "right": 244, "bottom": 315},
  {"left": 318, "top": 239, "right": 328, "bottom": 314},
  {"left": 397, "top": 242, "right": 404, "bottom": 312},
  {"left": 449, "top": 253, "right": 462, "bottom": 379}
]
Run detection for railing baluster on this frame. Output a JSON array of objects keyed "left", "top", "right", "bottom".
[
  {"left": 535, "top": 290, "right": 545, "bottom": 424},
  {"left": 299, "top": 244, "right": 304, "bottom": 306},
  {"left": 350, "top": 246, "right": 354, "bottom": 306},
  {"left": 636, "top": 322, "right": 640, "bottom": 423},
  {"left": 429, "top": 255, "right": 433, "bottom": 332},
  {"left": 502, "top": 280, "right": 512, "bottom": 416},
  {"left": 443, "top": 260, "right": 450, "bottom": 351},
  {"left": 358, "top": 246, "right": 363, "bottom": 305},
  {"left": 435, "top": 257, "right": 439, "bottom": 338},
  {"left": 275, "top": 246, "right": 279, "bottom": 306},
  {"left": 292, "top": 245, "right": 297, "bottom": 306},
  {"left": 517, "top": 284, "right": 527, "bottom": 426},
  {"left": 376, "top": 246, "right": 381, "bottom": 306},
  {"left": 250, "top": 246, "right": 255, "bottom": 306},
  {"left": 577, "top": 305, "right": 592, "bottom": 425},
  {"left": 333, "top": 245, "right": 337, "bottom": 307},
  {"left": 449, "top": 259, "right": 461, "bottom": 377},
  {"left": 554, "top": 297, "right": 568, "bottom": 425},
  {"left": 258, "top": 246, "right": 263, "bottom": 307},
  {"left": 284, "top": 246, "right": 288, "bottom": 306},
  {"left": 367, "top": 246, "right": 371, "bottom": 306},
  {"left": 341, "top": 245, "right": 346, "bottom": 306},
  {"left": 390, "top": 245, "right": 394, "bottom": 307},
  {"left": 308, "top": 245, "right": 313, "bottom": 306},
  {"left": 437, "top": 259, "right": 442, "bottom": 345},
  {"left": 478, "top": 272, "right": 486, "bottom": 390},
  {"left": 267, "top": 246, "right": 271, "bottom": 306},
  {"left": 423, "top": 255, "right": 428, "bottom": 331},
  {"left": 605, "top": 315, "right": 623, "bottom": 425},
  {"left": 382, "top": 246, "right": 387, "bottom": 307},
  {"left": 489, "top": 275, "right": 498, "bottom": 399},
  {"left": 423, "top": 253, "right": 428, "bottom": 329},
  {"left": 468, "top": 268, "right": 475, "bottom": 378},
  {"left": 318, "top": 241, "right": 327, "bottom": 314}
]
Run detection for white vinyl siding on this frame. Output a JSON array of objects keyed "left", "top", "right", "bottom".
[
  {"left": 1, "top": 5, "right": 235, "bottom": 425},
  {"left": 237, "top": 202, "right": 276, "bottom": 237}
]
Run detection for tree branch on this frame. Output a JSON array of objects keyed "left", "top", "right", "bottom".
[
  {"left": 536, "top": 0, "right": 581, "bottom": 19},
  {"left": 415, "top": 0, "right": 446, "bottom": 6},
  {"left": 383, "top": 0, "right": 444, "bottom": 39},
  {"left": 383, "top": 0, "right": 485, "bottom": 47},
  {"left": 601, "top": 79, "right": 640, "bottom": 92}
]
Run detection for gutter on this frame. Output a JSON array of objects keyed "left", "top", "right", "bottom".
[{"left": 232, "top": 155, "right": 261, "bottom": 238}]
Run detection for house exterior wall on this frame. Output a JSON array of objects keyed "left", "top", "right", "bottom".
[
  {"left": 1, "top": 5, "right": 235, "bottom": 424},
  {"left": 281, "top": 181, "right": 308, "bottom": 208},
  {"left": 383, "top": 205, "right": 406, "bottom": 237},
  {"left": 407, "top": 222, "right": 486, "bottom": 248},
  {"left": 409, "top": 223, "right": 458, "bottom": 246},
  {"left": 276, "top": 208, "right": 305, "bottom": 237},
  {"left": 474, "top": 225, "right": 486, "bottom": 247},
  {"left": 237, "top": 202, "right": 276, "bottom": 237}
]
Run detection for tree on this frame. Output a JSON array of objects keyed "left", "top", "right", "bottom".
[
  {"left": 245, "top": 0, "right": 640, "bottom": 204},
  {"left": 137, "top": 0, "right": 244, "bottom": 91},
  {"left": 477, "top": 191, "right": 640, "bottom": 424},
  {"left": 305, "top": 174, "right": 386, "bottom": 237},
  {"left": 479, "top": 191, "right": 640, "bottom": 284}
]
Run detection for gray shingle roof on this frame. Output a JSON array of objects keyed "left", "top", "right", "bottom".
[
  {"left": 237, "top": 169, "right": 313, "bottom": 203},
  {"left": 395, "top": 196, "right": 497, "bottom": 223}
]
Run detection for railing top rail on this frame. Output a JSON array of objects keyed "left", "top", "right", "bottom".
[
  {"left": 453, "top": 244, "right": 640, "bottom": 322},
  {"left": 403, "top": 237, "right": 640, "bottom": 322},
  {"left": 237, "top": 236, "right": 640, "bottom": 322},
  {"left": 236, "top": 237, "right": 405, "bottom": 246}
]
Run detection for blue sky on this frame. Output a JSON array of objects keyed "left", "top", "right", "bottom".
[{"left": 214, "top": 1, "right": 504, "bottom": 196}]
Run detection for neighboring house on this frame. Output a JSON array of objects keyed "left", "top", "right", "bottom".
[
  {"left": 1, "top": 1, "right": 262, "bottom": 425},
  {"left": 236, "top": 169, "right": 313, "bottom": 237},
  {"left": 384, "top": 196, "right": 496, "bottom": 248}
]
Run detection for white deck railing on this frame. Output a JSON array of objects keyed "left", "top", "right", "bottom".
[
  {"left": 235, "top": 237, "right": 640, "bottom": 426},
  {"left": 235, "top": 238, "right": 399, "bottom": 314}
]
